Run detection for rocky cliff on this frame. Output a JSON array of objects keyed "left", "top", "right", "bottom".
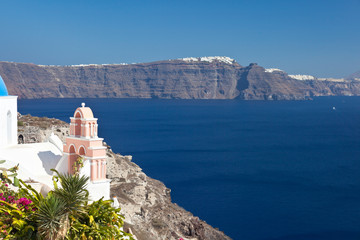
[
  {"left": 236, "top": 64, "right": 315, "bottom": 100},
  {"left": 107, "top": 152, "right": 231, "bottom": 240},
  {"left": 18, "top": 114, "right": 231, "bottom": 240},
  {"left": 2, "top": 58, "right": 360, "bottom": 100},
  {"left": 0, "top": 58, "right": 241, "bottom": 100},
  {"left": 236, "top": 64, "right": 360, "bottom": 100}
]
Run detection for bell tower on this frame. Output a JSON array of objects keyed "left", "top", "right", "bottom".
[{"left": 63, "top": 103, "right": 110, "bottom": 200}]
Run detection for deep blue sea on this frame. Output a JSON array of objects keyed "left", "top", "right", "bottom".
[{"left": 18, "top": 97, "right": 360, "bottom": 240}]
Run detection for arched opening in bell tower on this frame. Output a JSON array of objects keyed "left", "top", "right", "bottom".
[
  {"left": 68, "top": 145, "right": 77, "bottom": 174},
  {"left": 74, "top": 111, "right": 82, "bottom": 136},
  {"left": 79, "top": 146, "right": 86, "bottom": 156}
]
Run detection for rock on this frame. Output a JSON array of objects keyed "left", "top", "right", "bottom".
[
  {"left": 236, "top": 64, "right": 316, "bottom": 100},
  {"left": 0, "top": 60, "right": 241, "bottom": 100},
  {"left": 107, "top": 151, "right": 231, "bottom": 240},
  {"left": 17, "top": 114, "right": 69, "bottom": 144},
  {"left": 3, "top": 58, "right": 360, "bottom": 100}
]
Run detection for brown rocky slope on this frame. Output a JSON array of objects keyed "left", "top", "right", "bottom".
[
  {"left": 2, "top": 58, "right": 360, "bottom": 100},
  {"left": 107, "top": 151, "right": 231, "bottom": 240}
]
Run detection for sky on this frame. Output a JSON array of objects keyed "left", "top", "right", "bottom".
[{"left": 0, "top": 0, "right": 359, "bottom": 78}]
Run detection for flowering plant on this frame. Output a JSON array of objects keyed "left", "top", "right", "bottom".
[
  {"left": 73, "top": 155, "right": 84, "bottom": 174},
  {"left": 0, "top": 175, "right": 36, "bottom": 239},
  {"left": 0, "top": 160, "right": 20, "bottom": 187}
]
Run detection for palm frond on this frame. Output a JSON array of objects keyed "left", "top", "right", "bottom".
[{"left": 52, "top": 170, "right": 89, "bottom": 212}]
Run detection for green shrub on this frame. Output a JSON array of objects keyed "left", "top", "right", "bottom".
[
  {"left": 68, "top": 198, "right": 133, "bottom": 240},
  {"left": 0, "top": 162, "right": 134, "bottom": 240}
]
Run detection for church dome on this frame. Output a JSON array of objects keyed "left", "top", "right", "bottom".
[{"left": 0, "top": 75, "right": 8, "bottom": 96}]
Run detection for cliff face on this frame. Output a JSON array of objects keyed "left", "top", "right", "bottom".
[
  {"left": 237, "top": 64, "right": 360, "bottom": 100},
  {"left": 0, "top": 60, "right": 241, "bottom": 99},
  {"left": 237, "top": 64, "right": 316, "bottom": 100},
  {"left": 2, "top": 59, "right": 360, "bottom": 100}
]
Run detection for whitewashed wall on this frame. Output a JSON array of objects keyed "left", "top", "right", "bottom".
[
  {"left": 87, "top": 180, "right": 111, "bottom": 201},
  {"left": 0, "top": 96, "right": 18, "bottom": 147}
]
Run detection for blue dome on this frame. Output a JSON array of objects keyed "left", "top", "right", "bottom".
[{"left": 0, "top": 75, "right": 8, "bottom": 96}]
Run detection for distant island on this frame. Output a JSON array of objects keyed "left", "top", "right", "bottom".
[{"left": 1, "top": 57, "right": 360, "bottom": 100}]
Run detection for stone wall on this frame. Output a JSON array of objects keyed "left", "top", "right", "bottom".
[{"left": 17, "top": 113, "right": 69, "bottom": 144}]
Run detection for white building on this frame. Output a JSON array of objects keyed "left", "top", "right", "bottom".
[
  {"left": 0, "top": 75, "right": 17, "bottom": 146},
  {"left": 0, "top": 75, "right": 109, "bottom": 200}
]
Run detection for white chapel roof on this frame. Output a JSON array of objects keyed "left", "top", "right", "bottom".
[{"left": 0, "top": 142, "right": 63, "bottom": 187}]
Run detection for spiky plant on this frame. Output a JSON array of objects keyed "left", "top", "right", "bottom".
[
  {"left": 35, "top": 194, "right": 67, "bottom": 240},
  {"left": 51, "top": 169, "right": 89, "bottom": 214}
]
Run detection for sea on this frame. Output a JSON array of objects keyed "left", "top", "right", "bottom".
[{"left": 18, "top": 97, "right": 360, "bottom": 240}]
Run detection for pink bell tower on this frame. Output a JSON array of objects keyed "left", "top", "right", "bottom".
[{"left": 63, "top": 103, "right": 110, "bottom": 200}]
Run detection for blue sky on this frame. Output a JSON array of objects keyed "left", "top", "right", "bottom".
[{"left": 0, "top": 0, "right": 359, "bottom": 77}]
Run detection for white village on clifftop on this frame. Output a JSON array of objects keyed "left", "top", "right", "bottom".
[{"left": 0, "top": 75, "right": 110, "bottom": 201}]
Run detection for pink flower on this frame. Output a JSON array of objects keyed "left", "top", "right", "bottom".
[{"left": 16, "top": 197, "right": 32, "bottom": 206}]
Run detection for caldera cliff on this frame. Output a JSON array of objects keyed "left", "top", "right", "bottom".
[{"left": 2, "top": 57, "right": 360, "bottom": 100}]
